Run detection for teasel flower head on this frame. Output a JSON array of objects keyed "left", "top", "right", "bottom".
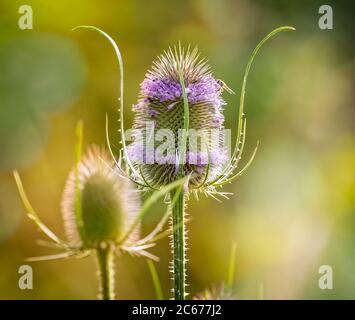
[
  {"left": 128, "top": 45, "right": 234, "bottom": 193},
  {"left": 122, "top": 41, "right": 258, "bottom": 199},
  {"left": 61, "top": 145, "right": 140, "bottom": 249}
]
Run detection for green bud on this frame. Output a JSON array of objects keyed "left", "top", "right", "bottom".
[{"left": 61, "top": 146, "right": 140, "bottom": 249}]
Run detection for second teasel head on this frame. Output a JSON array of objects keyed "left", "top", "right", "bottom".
[{"left": 61, "top": 145, "right": 140, "bottom": 249}]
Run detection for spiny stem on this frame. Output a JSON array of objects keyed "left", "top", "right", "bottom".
[
  {"left": 170, "top": 189, "right": 186, "bottom": 300},
  {"left": 96, "top": 244, "right": 115, "bottom": 300}
]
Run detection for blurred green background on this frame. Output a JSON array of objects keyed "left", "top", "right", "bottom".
[{"left": 0, "top": 0, "right": 354, "bottom": 299}]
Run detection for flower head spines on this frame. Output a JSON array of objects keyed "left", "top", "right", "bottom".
[{"left": 150, "top": 45, "right": 211, "bottom": 84}]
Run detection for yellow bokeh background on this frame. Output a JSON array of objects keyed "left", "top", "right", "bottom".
[{"left": 0, "top": 0, "right": 353, "bottom": 299}]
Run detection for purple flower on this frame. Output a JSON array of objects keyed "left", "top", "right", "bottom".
[
  {"left": 140, "top": 75, "right": 224, "bottom": 107},
  {"left": 130, "top": 45, "right": 232, "bottom": 188}
]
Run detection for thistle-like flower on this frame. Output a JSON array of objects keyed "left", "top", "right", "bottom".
[
  {"left": 14, "top": 122, "right": 183, "bottom": 300},
  {"left": 128, "top": 45, "right": 234, "bottom": 194}
]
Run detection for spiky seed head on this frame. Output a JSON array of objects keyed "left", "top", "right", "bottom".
[
  {"left": 129, "top": 45, "right": 230, "bottom": 189},
  {"left": 61, "top": 146, "right": 140, "bottom": 249}
]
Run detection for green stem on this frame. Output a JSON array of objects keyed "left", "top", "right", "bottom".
[
  {"left": 96, "top": 244, "right": 115, "bottom": 300},
  {"left": 170, "top": 189, "right": 186, "bottom": 300}
]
